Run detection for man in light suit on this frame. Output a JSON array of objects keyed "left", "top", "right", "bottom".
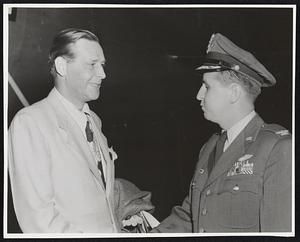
[
  {"left": 152, "top": 33, "right": 292, "bottom": 232},
  {"left": 8, "top": 28, "right": 120, "bottom": 233}
]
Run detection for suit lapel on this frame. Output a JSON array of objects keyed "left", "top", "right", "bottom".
[
  {"left": 46, "top": 89, "right": 106, "bottom": 189},
  {"left": 89, "top": 112, "right": 118, "bottom": 229},
  {"left": 204, "top": 114, "right": 264, "bottom": 188},
  {"left": 89, "top": 113, "right": 114, "bottom": 196}
]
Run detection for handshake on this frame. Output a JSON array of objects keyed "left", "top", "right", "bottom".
[{"left": 114, "top": 178, "right": 160, "bottom": 233}]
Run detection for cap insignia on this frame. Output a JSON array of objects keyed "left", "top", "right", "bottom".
[{"left": 206, "top": 34, "right": 215, "bottom": 54}]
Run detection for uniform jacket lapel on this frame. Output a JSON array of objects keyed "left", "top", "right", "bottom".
[
  {"left": 46, "top": 89, "right": 106, "bottom": 189},
  {"left": 197, "top": 134, "right": 219, "bottom": 171},
  {"left": 204, "top": 114, "right": 264, "bottom": 188}
]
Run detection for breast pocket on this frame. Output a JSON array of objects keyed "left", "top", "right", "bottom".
[{"left": 216, "top": 175, "right": 262, "bottom": 229}]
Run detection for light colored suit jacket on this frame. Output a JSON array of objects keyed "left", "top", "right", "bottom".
[
  {"left": 8, "top": 88, "right": 120, "bottom": 233},
  {"left": 153, "top": 114, "right": 292, "bottom": 232}
]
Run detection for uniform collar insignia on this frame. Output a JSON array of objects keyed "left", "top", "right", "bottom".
[
  {"left": 245, "top": 136, "right": 253, "bottom": 141},
  {"left": 275, "top": 130, "right": 289, "bottom": 136}
]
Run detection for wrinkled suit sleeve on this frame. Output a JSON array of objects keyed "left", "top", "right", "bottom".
[
  {"left": 8, "top": 112, "right": 81, "bottom": 233},
  {"left": 260, "top": 136, "right": 292, "bottom": 232}
]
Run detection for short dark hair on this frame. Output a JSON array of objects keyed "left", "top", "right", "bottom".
[
  {"left": 49, "top": 28, "right": 99, "bottom": 77},
  {"left": 217, "top": 70, "right": 261, "bottom": 102}
]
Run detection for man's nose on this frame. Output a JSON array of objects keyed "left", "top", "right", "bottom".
[
  {"left": 196, "top": 84, "right": 205, "bottom": 101},
  {"left": 95, "top": 64, "right": 106, "bottom": 79}
]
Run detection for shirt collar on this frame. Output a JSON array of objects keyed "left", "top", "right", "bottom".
[
  {"left": 53, "top": 87, "right": 90, "bottom": 135},
  {"left": 224, "top": 110, "right": 256, "bottom": 149}
]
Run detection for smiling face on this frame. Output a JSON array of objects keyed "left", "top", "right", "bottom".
[
  {"left": 63, "top": 38, "right": 106, "bottom": 108},
  {"left": 196, "top": 72, "right": 232, "bottom": 126}
]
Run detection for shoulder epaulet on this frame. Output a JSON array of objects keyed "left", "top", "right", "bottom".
[{"left": 261, "top": 123, "right": 291, "bottom": 137}]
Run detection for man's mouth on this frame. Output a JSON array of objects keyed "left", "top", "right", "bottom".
[{"left": 90, "top": 83, "right": 101, "bottom": 87}]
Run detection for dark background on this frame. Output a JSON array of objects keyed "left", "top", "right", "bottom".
[{"left": 7, "top": 7, "right": 293, "bottom": 233}]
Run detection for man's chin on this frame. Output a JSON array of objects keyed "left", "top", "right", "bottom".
[
  {"left": 87, "top": 90, "right": 100, "bottom": 101},
  {"left": 203, "top": 112, "right": 213, "bottom": 122},
  {"left": 203, "top": 112, "right": 209, "bottom": 120}
]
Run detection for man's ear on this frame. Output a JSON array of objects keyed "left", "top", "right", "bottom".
[
  {"left": 229, "top": 83, "right": 242, "bottom": 103},
  {"left": 54, "top": 56, "right": 67, "bottom": 77}
]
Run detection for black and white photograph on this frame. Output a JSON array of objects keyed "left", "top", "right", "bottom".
[{"left": 4, "top": 3, "right": 295, "bottom": 238}]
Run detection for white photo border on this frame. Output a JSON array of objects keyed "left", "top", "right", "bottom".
[{"left": 3, "top": 3, "right": 296, "bottom": 238}]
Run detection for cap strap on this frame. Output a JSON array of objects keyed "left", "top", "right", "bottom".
[{"left": 206, "top": 52, "right": 264, "bottom": 85}]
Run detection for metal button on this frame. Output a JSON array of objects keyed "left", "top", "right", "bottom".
[
  {"left": 199, "top": 169, "right": 204, "bottom": 174},
  {"left": 206, "top": 189, "right": 211, "bottom": 196},
  {"left": 202, "top": 208, "right": 207, "bottom": 215},
  {"left": 199, "top": 227, "right": 205, "bottom": 232},
  {"left": 233, "top": 185, "right": 240, "bottom": 191}
]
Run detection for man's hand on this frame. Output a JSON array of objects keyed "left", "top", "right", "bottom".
[{"left": 122, "top": 214, "right": 143, "bottom": 227}]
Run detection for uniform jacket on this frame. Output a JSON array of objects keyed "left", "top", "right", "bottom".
[
  {"left": 8, "top": 88, "right": 120, "bottom": 233},
  {"left": 153, "top": 114, "right": 292, "bottom": 233}
]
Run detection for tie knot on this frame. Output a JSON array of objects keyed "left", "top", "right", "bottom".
[{"left": 219, "top": 131, "right": 228, "bottom": 142}]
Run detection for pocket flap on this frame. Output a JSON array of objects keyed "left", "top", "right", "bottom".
[{"left": 218, "top": 177, "right": 260, "bottom": 194}]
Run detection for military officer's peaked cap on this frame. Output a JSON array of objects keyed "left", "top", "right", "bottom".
[{"left": 196, "top": 33, "right": 276, "bottom": 87}]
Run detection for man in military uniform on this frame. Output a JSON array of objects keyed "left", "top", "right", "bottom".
[{"left": 152, "top": 33, "right": 292, "bottom": 232}]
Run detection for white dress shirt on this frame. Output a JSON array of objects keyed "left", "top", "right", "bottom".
[
  {"left": 223, "top": 110, "right": 256, "bottom": 151},
  {"left": 53, "top": 87, "right": 106, "bottom": 179}
]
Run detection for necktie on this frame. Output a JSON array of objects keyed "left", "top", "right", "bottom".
[
  {"left": 85, "top": 114, "right": 106, "bottom": 188},
  {"left": 208, "top": 131, "right": 227, "bottom": 176},
  {"left": 85, "top": 120, "right": 93, "bottom": 142},
  {"left": 215, "top": 131, "right": 228, "bottom": 162}
]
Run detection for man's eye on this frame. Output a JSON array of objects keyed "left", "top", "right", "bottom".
[
  {"left": 202, "top": 82, "right": 208, "bottom": 89},
  {"left": 88, "top": 63, "right": 98, "bottom": 69}
]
